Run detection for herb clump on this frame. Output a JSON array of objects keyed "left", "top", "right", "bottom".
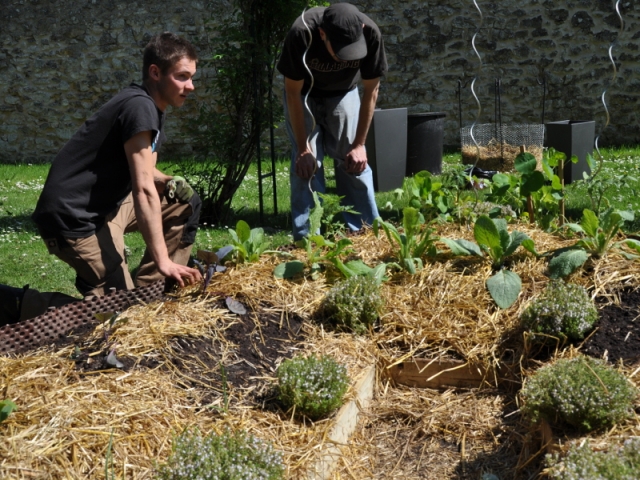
[
  {"left": 319, "top": 275, "right": 383, "bottom": 334},
  {"left": 276, "top": 354, "right": 349, "bottom": 420},
  {"left": 546, "top": 438, "right": 640, "bottom": 480},
  {"left": 521, "top": 356, "right": 638, "bottom": 432},
  {"left": 156, "top": 428, "right": 284, "bottom": 480},
  {"left": 521, "top": 280, "right": 598, "bottom": 341}
]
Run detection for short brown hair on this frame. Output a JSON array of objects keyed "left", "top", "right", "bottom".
[{"left": 142, "top": 32, "right": 198, "bottom": 80}]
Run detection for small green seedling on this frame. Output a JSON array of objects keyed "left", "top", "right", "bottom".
[
  {"left": 228, "top": 220, "right": 271, "bottom": 263},
  {"left": 0, "top": 399, "right": 17, "bottom": 423},
  {"left": 373, "top": 206, "right": 438, "bottom": 274}
]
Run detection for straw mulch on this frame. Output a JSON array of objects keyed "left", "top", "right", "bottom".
[
  {"left": 462, "top": 142, "right": 543, "bottom": 172},
  {"left": 1, "top": 222, "right": 639, "bottom": 479}
]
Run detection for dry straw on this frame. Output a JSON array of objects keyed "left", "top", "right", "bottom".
[{"left": 1, "top": 222, "right": 638, "bottom": 479}]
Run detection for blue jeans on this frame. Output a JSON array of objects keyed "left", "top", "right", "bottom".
[{"left": 284, "top": 88, "right": 379, "bottom": 240}]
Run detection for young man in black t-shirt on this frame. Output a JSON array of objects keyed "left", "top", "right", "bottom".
[
  {"left": 0, "top": 32, "right": 203, "bottom": 324},
  {"left": 277, "top": 3, "right": 388, "bottom": 240}
]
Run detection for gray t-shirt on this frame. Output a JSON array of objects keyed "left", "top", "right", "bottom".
[
  {"left": 277, "top": 7, "right": 387, "bottom": 97},
  {"left": 33, "top": 83, "right": 165, "bottom": 238}
]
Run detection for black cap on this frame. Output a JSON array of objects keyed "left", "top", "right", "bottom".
[{"left": 321, "top": 3, "right": 367, "bottom": 61}]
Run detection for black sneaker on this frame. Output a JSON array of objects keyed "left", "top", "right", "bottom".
[{"left": 0, "top": 284, "right": 26, "bottom": 327}]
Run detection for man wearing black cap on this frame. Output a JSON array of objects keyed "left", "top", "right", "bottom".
[{"left": 277, "top": 3, "right": 388, "bottom": 240}]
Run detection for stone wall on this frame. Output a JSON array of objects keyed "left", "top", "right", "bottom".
[{"left": 1, "top": 0, "right": 638, "bottom": 163}]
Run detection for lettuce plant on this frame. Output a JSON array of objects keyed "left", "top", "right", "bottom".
[
  {"left": 442, "top": 215, "right": 537, "bottom": 308},
  {"left": 373, "top": 207, "right": 438, "bottom": 274}
]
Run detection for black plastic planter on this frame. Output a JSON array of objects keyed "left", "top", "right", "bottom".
[
  {"left": 365, "top": 107, "right": 408, "bottom": 192},
  {"left": 545, "top": 120, "right": 596, "bottom": 184},
  {"left": 406, "top": 112, "right": 447, "bottom": 176}
]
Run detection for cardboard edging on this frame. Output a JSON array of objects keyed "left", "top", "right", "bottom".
[{"left": 307, "top": 364, "right": 376, "bottom": 480}]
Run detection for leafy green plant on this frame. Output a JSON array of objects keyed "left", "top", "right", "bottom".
[
  {"left": 157, "top": 428, "right": 284, "bottom": 480},
  {"left": 521, "top": 356, "right": 638, "bottom": 432},
  {"left": 318, "top": 275, "right": 384, "bottom": 334},
  {"left": 442, "top": 215, "right": 536, "bottom": 308},
  {"left": 274, "top": 192, "right": 377, "bottom": 280},
  {"left": 276, "top": 354, "right": 349, "bottom": 420},
  {"left": 0, "top": 398, "right": 17, "bottom": 423},
  {"left": 546, "top": 438, "right": 640, "bottom": 480},
  {"left": 581, "top": 152, "right": 639, "bottom": 216},
  {"left": 373, "top": 207, "right": 438, "bottom": 274},
  {"left": 228, "top": 220, "right": 271, "bottom": 263},
  {"left": 549, "top": 207, "right": 639, "bottom": 278},
  {"left": 521, "top": 280, "right": 598, "bottom": 342}
]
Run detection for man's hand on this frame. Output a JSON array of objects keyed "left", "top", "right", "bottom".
[
  {"left": 157, "top": 260, "right": 202, "bottom": 288},
  {"left": 295, "top": 150, "right": 317, "bottom": 180},
  {"left": 345, "top": 144, "right": 368, "bottom": 174},
  {"left": 165, "top": 176, "right": 194, "bottom": 203}
]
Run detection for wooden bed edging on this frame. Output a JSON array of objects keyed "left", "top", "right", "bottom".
[
  {"left": 307, "top": 364, "right": 376, "bottom": 480},
  {"left": 384, "top": 357, "right": 519, "bottom": 389}
]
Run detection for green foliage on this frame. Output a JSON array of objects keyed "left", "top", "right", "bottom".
[
  {"left": 406, "top": 170, "right": 461, "bottom": 221},
  {"left": 316, "top": 192, "right": 358, "bottom": 238},
  {"left": 0, "top": 399, "right": 17, "bottom": 423},
  {"left": 550, "top": 207, "right": 637, "bottom": 278},
  {"left": 184, "top": 0, "right": 312, "bottom": 223},
  {"left": 546, "top": 438, "right": 640, "bottom": 480},
  {"left": 318, "top": 275, "right": 384, "bottom": 334},
  {"left": 156, "top": 428, "right": 284, "bottom": 480},
  {"left": 521, "top": 280, "right": 598, "bottom": 341},
  {"left": 228, "top": 220, "right": 271, "bottom": 263},
  {"left": 442, "top": 215, "right": 536, "bottom": 308},
  {"left": 582, "top": 152, "right": 639, "bottom": 215},
  {"left": 274, "top": 192, "right": 377, "bottom": 280},
  {"left": 521, "top": 356, "right": 638, "bottom": 432},
  {"left": 276, "top": 354, "right": 349, "bottom": 420},
  {"left": 373, "top": 207, "right": 438, "bottom": 274}
]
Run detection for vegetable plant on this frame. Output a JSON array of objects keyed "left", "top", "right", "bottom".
[
  {"left": 373, "top": 207, "right": 438, "bottom": 274},
  {"left": 228, "top": 220, "right": 271, "bottom": 263},
  {"left": 274, "top": 192, "right": 378, "bottom": 280},
  {"left": 549, "top": 207, "right": 640, "bottom": 278},
  {"left": 442, "top": 215, "right": 536, "bottom": 308}
]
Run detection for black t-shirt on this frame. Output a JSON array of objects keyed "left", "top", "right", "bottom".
[
  {"left": 276, "top": 7, "right": 387, "bottom": 97},
  {"left": 33, "top": 83, "right": 165, "bottom": 238}
]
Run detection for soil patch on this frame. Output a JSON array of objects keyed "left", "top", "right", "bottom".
[
  {"left": 582, "top": 289, "right": 640, "bottom": 364},
  {"left": 68, "top": 299, "right": 306, "bottom": 406}
]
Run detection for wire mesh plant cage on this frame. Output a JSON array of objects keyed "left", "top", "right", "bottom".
[{"left": 460, "top": 123, "right": 544, "bottom": 171}]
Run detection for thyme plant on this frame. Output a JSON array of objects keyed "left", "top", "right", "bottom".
[
  {"left": 546, "top": 438, "right": 640, "bottom": 480},
  {"left": 276, "top": 354, "right": 349, "bottom": 420},
  {"left": 521, "top": 356, "right": 638, "bottom": 432},
  {"left": 521, "top": 280, "right": 598, "bottom": 342},
  {"left": 156, "top": 428, "right": 284, "bottom": 480},
  {"left": 318, "top": 275, "right": 383, "bottom": 334}
]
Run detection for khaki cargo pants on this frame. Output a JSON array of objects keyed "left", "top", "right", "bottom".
[{"left": 22, "top": 192, "right": 201, "bottom": 320}]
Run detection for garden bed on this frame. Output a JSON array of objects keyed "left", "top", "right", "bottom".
[{"left": 1, "top": 223, "right": 639, "bottom": 479}]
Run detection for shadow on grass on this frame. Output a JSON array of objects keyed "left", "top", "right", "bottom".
[{"left": 0, "top": 213, "right": 39, "bottom": 233}]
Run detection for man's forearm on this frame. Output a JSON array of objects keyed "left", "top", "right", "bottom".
[{"left": 132, "top": 186, "right": 170, "bottom": 268}]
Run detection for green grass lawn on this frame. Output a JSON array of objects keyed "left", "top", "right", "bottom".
[{"left": 1, "top": 146, "right": 638, "bottom": 296}]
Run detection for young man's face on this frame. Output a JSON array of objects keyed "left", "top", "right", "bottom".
[{"left": 155, "top": 57, "right": 197, "bottom": 110}]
